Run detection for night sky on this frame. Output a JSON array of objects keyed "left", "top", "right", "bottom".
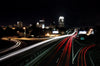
[{"left": 0, "top": 0, "right": 99, "bottom": 26}]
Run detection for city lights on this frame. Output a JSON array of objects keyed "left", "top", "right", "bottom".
[
  {"left": 12, "top": 27, "right": 15, "bottom": 30},
  {"left": 79, "top": 31, "right": 87, "bottom": 34},
  {"left": 45, "top": 33, "right": 50, "bottom": 36},
  {"left": 87, "top": 28, "right": 94, "bottom": 36},
  {"left": 52, "top": 31, "right": 59, "bottom": 34},
  {"left": 0, "top": 1, "right": 98, "bottom": 66}
]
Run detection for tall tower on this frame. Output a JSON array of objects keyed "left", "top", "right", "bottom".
[{"left": 58, "top": 16, "right": 64, "bottom": 27}]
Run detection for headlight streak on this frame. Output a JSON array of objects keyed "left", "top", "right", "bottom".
[
  {"left": 0, "top": 40, "right": 21, "bottom": 54},
  {"left": 0, "top": 30, "right": 76, "bottom": 61},
  {"left": 65, "top": 33, "right": 77, "bottom": 66},
  {"left": 46, "top": 37, "right": 69, "bottom": 66}
]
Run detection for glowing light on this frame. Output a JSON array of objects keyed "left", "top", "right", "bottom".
[
  {"left": 45, "top": 26, "right": 49, "bottom": 29},
  {"left": 12, "top": 27, "right": 15, "bottom": 30},
  {"left": 3, "top": 27, "right": 6, "bottom": 30},
  {"left": 87, "top": 28, "right": 94, "bottom": 36},
  {"left": 47, "top": 37, "right": 69, "bottom": 65},
  {"left": 57, "top": 38, "right": 71, "bottom": 66},
  {"left": 45, "top": 33, "right": 50, "bottom": 36},
  {"left": 36, "top": 22, "right": 39, "bottom": 25},
  {"left": 52, "top": 31, "right": 59, "bottom": 34},
  {"left": 80, "top": 37, "right": 85, "bottom": 40},
  {"left": 42, "top": 24, "right": 45, "bottom": 29},
  {"left": 59, "top": 16, "right": 64, "bottom": 20},
  {"left": 79, "top": 31, "right": 87, "bottom": 34},
  {"left": 39, "top": 20, "right": 45, "bottom": 22},
  {"left": 31, "top": 35, "right": 34, "bottom": 37},
  {"left": 0, "top": 29, "right": 77, "bottom": 61},
  {"left": 23, "top": 27, "right": 26, "bottom": 30}
]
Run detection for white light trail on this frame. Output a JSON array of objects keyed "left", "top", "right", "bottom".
[
  {"left": 0, "top": 40, "right": 21, "bottom": 54},
  {"left": 0, "top": 29, "right": 77, "bottom": 61}
]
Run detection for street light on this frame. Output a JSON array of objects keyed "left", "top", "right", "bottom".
[{"left": 23, "top": 27, "right": 26, "bottom": 37}]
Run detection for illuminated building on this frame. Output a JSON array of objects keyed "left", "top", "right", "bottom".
[
  {"left": 17, "top": 21, "right": 23, "bottom": 28},
  {"left": 58, "top": 16, "right": 64, "bottom": 27},
  {"left": 36, "top": 20, "right": 45, "bottom": 29}
]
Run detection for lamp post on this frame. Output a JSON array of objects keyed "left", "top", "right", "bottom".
[{"left": 23, "top": 27, "right": 26, "bottom": 37}]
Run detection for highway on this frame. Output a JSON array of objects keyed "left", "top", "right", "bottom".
[{"left": 0, "top": 29, "right": 98, "bottom": 66}]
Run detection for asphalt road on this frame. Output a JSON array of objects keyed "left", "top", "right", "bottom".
[{"left": 0, "top": 30, "right": 99, "bottom": 66}]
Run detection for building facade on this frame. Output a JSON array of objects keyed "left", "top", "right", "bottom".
[
  {"left": 58, "top": 16, "right": 64, "bottom": 27},
  {"left": 17, "top": 21, "right": 23, "bottom": 28}
]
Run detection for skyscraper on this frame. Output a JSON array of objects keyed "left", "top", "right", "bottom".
[{"left": 58, "top": 16, "right": 64, "bottom": 27}]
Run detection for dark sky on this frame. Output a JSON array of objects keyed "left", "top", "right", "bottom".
[{"left": 0, "top": 0, "right": 99, "bottom": 26}]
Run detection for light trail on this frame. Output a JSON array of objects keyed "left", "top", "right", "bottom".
[
  {"left": 65, "top": 33, "right": 77, "bottom": 66},
  {"left": 65, "top": 38, "right": 72, "bottom": 66},
  {"left": 84, "top": 44, "right": 96, "bottom": 66},
  {"left": 77, "top": 47, "right": 87, "bottom": 66},
  {"left": 72, "top": 37, "right": 74, "bottom": 64},
  {"left": 56, "top": 37, "right": 69, "bottom": 53},
  {"left": 0, "top": 30, "right": 76, "bottom": 61},
  {"left": 0, "top": 39, "right": 21, "bottom": 54},
  {"left": 81, "top": 47, "right": 87, "bottom": 66},
  {"left": 72, "top": 48, "right": 82, "bottom": 64},
  {"left": 57, "top": 38, "right": 71, "bottom": 66},
  {"left": 57, "top": 32, "right": 77, "bottom": 66},
  {"left": 25, "top": 40, "right": 58, "bottom": 66},
  {"left": 77, "top": 44, "right": 96, "bottom": 66},
  {"left": 46, "top": 37, "right": 69, "bottom": 65}
]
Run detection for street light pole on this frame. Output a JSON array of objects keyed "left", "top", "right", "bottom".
[{"left": 23, "top": 27, "right": 26, "bottom": 37}]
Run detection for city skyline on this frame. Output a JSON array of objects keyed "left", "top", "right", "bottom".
[{"left": 0, "top": 0, "right": 98, "bottom": 26}]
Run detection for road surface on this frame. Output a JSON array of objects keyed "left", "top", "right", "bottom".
[{"left": 0, "top": 30, "right": 99, "bottom": 66}]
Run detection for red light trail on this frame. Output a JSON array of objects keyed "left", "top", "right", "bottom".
[
  {"left": 65, "top": 33, "right": 77, "bottom": 66},
  {"left": 46, "top": 37, "right": 69, "bottom": 65},
  {"left": 44, "top": 32, "right": 95, "bottom": 66},
  {"left": 57, "top": 33, "right": 77, "bottom": 66},
  {"left": 84, "top": 44, "right": 96, "bottom": 66},
  {"left": 57, "top": 38, "right": 71, "bottom": 66},
  {"left": 77, "top": 44, "right": 96, "bottom": 66}
]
